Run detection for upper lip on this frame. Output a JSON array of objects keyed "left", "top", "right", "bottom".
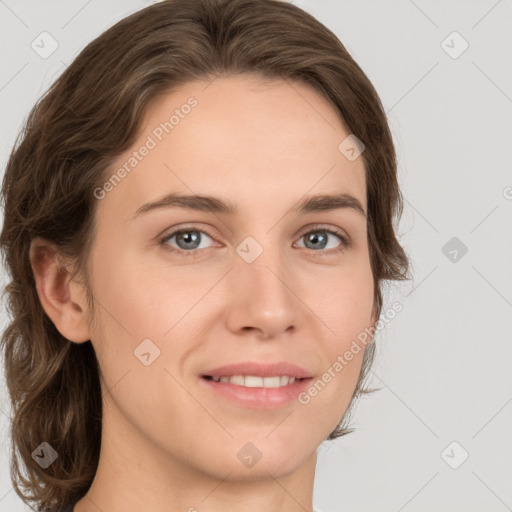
[{"left": 202, "top": 361, "right": 313, "bottom": 379}]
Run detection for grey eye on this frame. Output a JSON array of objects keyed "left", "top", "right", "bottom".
[
  {"left": 163, "top": 229, "right": 214, "bottom": 251},
  {"left": 296, "top": 230, "right": 343, "bottom": 251}
]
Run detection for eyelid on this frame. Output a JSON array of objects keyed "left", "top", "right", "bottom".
[
  {"left": 294, "top": 223, "right": 352, "bottom": 254},
  {"left": 159, "top": 222, "right": 351, "bottom": 256},
  {"left": 159, "top": 224, "right": 219, "bottom": 253},
  {"left": 296, "top": 223, "right": 351, "bottom": 245}
]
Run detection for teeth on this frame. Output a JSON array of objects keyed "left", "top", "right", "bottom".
[
  {"left": 263, "top": 376, "right": 281, "bottom": 388},
  {"left": 244, "top": 376, "right": 263, "bottom": 387},
  {"left": 210, "top": 375, "right": 299, "bottom": 388},
  {"left": 230, "top": 375, "right": 245, "bottom": 386}
]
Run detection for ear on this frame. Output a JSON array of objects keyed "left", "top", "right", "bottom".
[
  {"left": 368, "top": 303, "right": 380, "bottom": 337},
  {"left": 29, "top": 237, "right": 91, "bottom": 343}
]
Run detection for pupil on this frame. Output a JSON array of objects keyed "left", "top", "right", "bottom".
[
  {"left": 178, "top": 231, "right": 199, "bottom": 249},
  {"left": 306, "top": 231, "right": 326, "bottom": 249}
]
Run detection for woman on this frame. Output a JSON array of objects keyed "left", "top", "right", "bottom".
[{"left": 0, "top": 1, "right": 410, "bottom": 511}]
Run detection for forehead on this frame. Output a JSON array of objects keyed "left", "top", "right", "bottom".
[{"left": 99, "top": 74, "right": 367, "bottom": 221}]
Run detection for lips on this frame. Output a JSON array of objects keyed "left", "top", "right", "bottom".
[
  {"left": 200, "top": 361, "right": 314, "bottom": 409},
  {"left": 201, "top": 361, "right": 313, "bottom": 380}
]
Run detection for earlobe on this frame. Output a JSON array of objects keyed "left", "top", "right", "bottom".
[
  {"left": 29, "top": 238, "right": 91, "bottom": 343},
  {"left": 369, "top": 305, "right": 380, "bottom": 337}
]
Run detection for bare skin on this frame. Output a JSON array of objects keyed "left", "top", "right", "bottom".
[{"left": 30, "top": 74, "right": 376, "bottom": 512}]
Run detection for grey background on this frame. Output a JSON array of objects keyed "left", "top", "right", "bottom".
[{"left": 1, "top": 1, "right": 511, "bottom": 511}]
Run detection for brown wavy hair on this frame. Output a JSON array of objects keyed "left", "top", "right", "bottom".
[{"left": 0, "top": 0, "right": 410, "bottom": 510}]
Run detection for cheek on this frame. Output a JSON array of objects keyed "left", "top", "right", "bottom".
[
  {"left": 87, "top": 254, "right": 221, "bottom": 402},
  {"left": 308, "top": 259, "right": 375, "bottom": 339},
  {"left": 303, "top": 261, "right": 374, "bottom": 405},
  {"left": 89, "top": 246, "right": 185, "bottom": 338}
]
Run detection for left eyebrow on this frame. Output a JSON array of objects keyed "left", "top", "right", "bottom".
[
  {"left": 292, "top": 193, "right": 366, "bottom": 218},
  {"left": 132, "top": 192, "right": 366, "bottom": 219}
]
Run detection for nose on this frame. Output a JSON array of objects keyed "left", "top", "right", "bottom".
[{"left": 224, "top": 247, "right": 300, "bottom": 340}]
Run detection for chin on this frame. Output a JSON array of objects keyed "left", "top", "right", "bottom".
[{"left": 201, "top": 433, "right": 317, "bottom": 480}]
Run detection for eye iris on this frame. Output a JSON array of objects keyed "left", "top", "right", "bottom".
[
  {"left": 176, "top": 231, "right": 201, "bottom": 250},
  {"left": 305, "top": 231, "right": 327, "bottom": 250}
]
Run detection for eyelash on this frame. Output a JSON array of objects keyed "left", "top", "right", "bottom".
[{"left": 159, "top": 224, "right": 351, "bottom": 258}]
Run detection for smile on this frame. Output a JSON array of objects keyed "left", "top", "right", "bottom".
[{"left": 204, "top": 375, "right": 300, "bottom": 388}]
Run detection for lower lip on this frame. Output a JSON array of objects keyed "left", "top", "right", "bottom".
[{"left": 200, "top": 376, "right": 313, "bottom": 409}]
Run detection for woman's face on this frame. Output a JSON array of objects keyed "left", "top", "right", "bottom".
[{"left": 84, "top": 74, "right": 375, "bottom": 480}]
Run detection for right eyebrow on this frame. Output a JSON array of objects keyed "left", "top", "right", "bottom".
[{"left": 132, "top": 193, "right": 237, "bottom": 219}]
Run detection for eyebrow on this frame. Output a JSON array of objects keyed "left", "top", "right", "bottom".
[{"left": 132, "top": 192, "right": 367, "bottom": 219}]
